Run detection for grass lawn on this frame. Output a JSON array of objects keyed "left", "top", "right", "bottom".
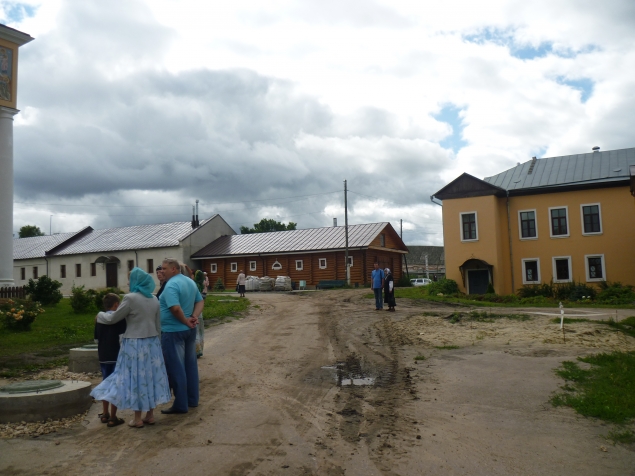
[
  {"left": 551, "top": 351, "right": 635, "bottom": 444},
  {"left": 0, "top": 295, "right": 252, "bottom": 377},
  {"left": 0, "top": 299, "right": 96, "bottom": 377},
  {"left": 202, "top": 295, "right": 250, "bottom": 321},
  {"left": 380, "top": 287, "right": 635, "bottom": 309}
]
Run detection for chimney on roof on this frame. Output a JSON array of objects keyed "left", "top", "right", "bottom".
[
  {"left": 195, "top": 199, "right": 200, "bottom": 227},
  {"left": 592, "top": 146, "right": 600, "bottom": 152},
  {"left": 191, "top": 205, "right": 196, "bottom": 229},
  {"left": 333, "top": 218, "right": 337, "bottom": 227}
]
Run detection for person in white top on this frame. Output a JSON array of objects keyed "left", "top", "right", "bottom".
[{"left": 237, "top": 270, "right": 246, "bottom": 297}]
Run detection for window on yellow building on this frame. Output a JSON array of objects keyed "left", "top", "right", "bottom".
[
  {"left": 553, "top": 257, "right": 572, "bottom": 282},
  {"left": 522, "top": 259, "right": 540, "bottom": 284},
  {"left": 460, "top": 212, "right": 478, "bottom": 241},
  {"left": 549, "top": 207, "right": 569, "bottom": 237},
  {"left": 519, "top": 210, "right": 537, "bottom": 239},
  {"left": 581, "top": 204, "right": 602, "bottom": 234},
  {"left": 585, "top": 255, "right": 605, "bottom": 282}
]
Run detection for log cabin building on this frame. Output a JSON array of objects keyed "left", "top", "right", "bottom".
[{"left": 191, "top": 222, "right": 408, "bottom": 288}]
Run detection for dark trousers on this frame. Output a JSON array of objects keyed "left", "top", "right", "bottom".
[{"left": 162, "top": 328, "right": 199, "bottom": 412}]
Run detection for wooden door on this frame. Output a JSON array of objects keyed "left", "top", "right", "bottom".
[{"left": 106, "top": 263, "right": 118, "bottom": 288}]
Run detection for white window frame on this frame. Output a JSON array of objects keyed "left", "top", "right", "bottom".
[
  {"left": 548, "top": 206, "right": 570, "bottom": 238},
  {"left": 459, "top": 211, "right": 479, "bottom": 242},
  {"left": 518, "top": 209, "right": 538, "bottom": 240},
  {"left": 521, "top": 258, "right": 541, "bottom": 284},
  {"left": 580, "top": 203, "right": 603, "bottom": 236},
  {"left": 271, "top": 260, "right": 282, "bottom": 271},
  {"left": 552, "top": 256, "right": 572, "bottom": 283},
  {"left": 347, "top": 256, "right": 354, "bottom": 267},
  {"left": 210, "top": 263, "right": 217, "bottom": 273},
  {"left": 295, "top": 260, "right": 303, "bottom": 271},
  {"left": 584, "top": 254, "right": 606, "bottom": 282},
  {"left": 230, "top": 262, "right": 238, "bottom": 273},
  {"left": 249, "top": 261, "right": 257, "bottom": 272},
  {"left": 319, "top": 258, "right": 327, "bottom": 269}
]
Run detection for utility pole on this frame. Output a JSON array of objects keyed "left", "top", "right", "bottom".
[
  {"left": 401, "top": 218, "right": 410, "bottom": 280},
  {"left": 344, "top": 179, "right": 350, "bottom": 285}
]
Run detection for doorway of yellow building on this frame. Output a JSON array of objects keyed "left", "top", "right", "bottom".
[{"left": 467, "top": 269, "right": 490, "bottom": 294}]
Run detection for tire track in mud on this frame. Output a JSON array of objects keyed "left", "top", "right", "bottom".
[{"left": 316, "top": 292, "right": 419, "bottom": 473}]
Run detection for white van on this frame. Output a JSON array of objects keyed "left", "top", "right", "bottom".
[{"left": 410, "top": 278, "right": 432, "bottom": 287}]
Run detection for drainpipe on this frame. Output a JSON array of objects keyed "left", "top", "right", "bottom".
[
  {"left": 134, "top": 250, "right": 138, "bottom": 267},
  {"left": 506, "top": 191, "right": 515, "bottom": 293}
]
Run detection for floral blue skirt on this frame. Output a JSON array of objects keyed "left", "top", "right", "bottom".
[{"left": 91, "top": 336, "right": 171, "bottom": 412}]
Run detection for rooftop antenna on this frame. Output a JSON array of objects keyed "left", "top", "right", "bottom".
[{"left": 191, "top": 205, "right": 196, "bottom": 229}]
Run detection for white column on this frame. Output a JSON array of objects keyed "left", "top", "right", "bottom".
[{"left": 0, "top": 107, "right": 18, "bottom": 287}]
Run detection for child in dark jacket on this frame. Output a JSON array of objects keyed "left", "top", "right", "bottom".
[{"left": 94, "top": 293, "right": 126, "bottom": 427}]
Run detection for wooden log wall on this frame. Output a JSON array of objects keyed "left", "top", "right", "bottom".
[{"left": 200, "top": 249, "right": 404, "bottom": 288}]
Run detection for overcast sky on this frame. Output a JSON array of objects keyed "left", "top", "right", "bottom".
[{"left": 3, "top": 0, "right": 635, "bottom": 244}]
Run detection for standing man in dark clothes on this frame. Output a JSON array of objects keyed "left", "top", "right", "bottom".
[{"left": 156, "top": 264, "right": 167, "bottom": 299}]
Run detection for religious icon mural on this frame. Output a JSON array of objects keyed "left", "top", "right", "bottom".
[{"left": 0, "top": 46, "right": 13, "bottom": 102}]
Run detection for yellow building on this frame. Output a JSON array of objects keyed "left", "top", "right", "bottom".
[{"left": 432, "top": 147, "right": 635, "bottom": 295}]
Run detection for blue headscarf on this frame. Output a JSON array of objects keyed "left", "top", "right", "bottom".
[{"left": 129, "top": 267, "right": 155, "bottom": 298}]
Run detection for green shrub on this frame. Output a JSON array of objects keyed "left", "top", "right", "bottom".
[
  {"left": 427, "top": 278, "right": 459, "bottom": 296},
  {"left": 518, "top": 282, "right": 554, "bottom": 298},
  {"left": 24, "top": 275, "right": 63, "bottom": 306},
  {"left": 551, "top": 281, "right": 596, "bottom": 301},
  {"left": 596, "top": 282, "right": 635, "bottom": 305},
  {"left": 0, "top": 298, "right": 45, "bottom": 331},
  {"left": 214, "top": 278, "right": 225, "bottom": 291},
  {"left": 396, "top": 274, "right": 413, "bottom": 287},
  {"left": 70, "top": 285, "right": 97, "bottom": 314},
  {"left": 93, "top": 288, "right": 125, "bottom": 311},
  {"left": 486, "top": 282, "right": 495, "bottom": 294}
]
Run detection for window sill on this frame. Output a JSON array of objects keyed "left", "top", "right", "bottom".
[
  {"left": 550, "top": 235, "right": 570, "bottom": 239},
  {"left": 522, "top": 281, "right": 541, "bottom": 285},
  {"left": 460, "top": 239, "right": 479, "bottom": 243},
  {"left": 582, "top": 232, "right": 603, "bottom": 236},
  {"left": 553, "top": 279, "right": 572, "bottom": 283},
  {"left": 586, "top": 278, "right": 605, "bottom": 282},
  {"left": 519, "top": 237, "right": 538, "bottom": 241}
]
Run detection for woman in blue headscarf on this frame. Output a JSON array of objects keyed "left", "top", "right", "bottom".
[{"left": 91, "top": 267, "right": 171, "bottom": 428}]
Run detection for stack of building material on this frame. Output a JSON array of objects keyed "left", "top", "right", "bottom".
[
  {"left": 274, "top": 276, "right": 292, "bottom": 291},
  {"left": 244, "top": 276, "right": 261, "bottom": 292},
  {"left": 259, "top": 277, "right": 275, "bottom": 291}
]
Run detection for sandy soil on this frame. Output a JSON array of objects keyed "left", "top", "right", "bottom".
[{"left": 1, "top": 290, "right": 634, "bottom": 475}]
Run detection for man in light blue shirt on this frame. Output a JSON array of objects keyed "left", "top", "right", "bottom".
[
  {"left": 159, "top": 258, "right": 204, "bottom": 414},
  {"left": 371, "top": 262, "right": 385, "bottom": 310}
]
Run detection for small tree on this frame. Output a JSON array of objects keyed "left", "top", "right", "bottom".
[
  {"left": 70, "top": 285, "right": 96, "bottom": 314},
  {"left": 19, "top": 225, "right": 45, "bottom": 238},
  {"left": 24, "top": 275, "right": 63, "bottom": 305},
  {"left": 214, "top": 278, "right": 225, "bottom": 291}
]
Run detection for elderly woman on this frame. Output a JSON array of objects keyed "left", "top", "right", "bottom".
[
  {"left": 91, "top": 267, "right": 171, "bottom": 428},
  {"left": 384, "top": 268, "right": 396, "bottom": 312}
]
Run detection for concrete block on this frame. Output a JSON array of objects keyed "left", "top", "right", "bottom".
[
  {"left": 0, "top": 380, "right": 92, "bottom": 423},
  {"left": 68, "top": 347, "right": 100, "bottom": 373}
]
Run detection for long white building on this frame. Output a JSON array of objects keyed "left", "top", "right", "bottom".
[{"left": 13, "top": 215, "right": 235, "bottom": 293}]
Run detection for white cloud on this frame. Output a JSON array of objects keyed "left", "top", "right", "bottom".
[{"left": 4, "top": 0, "right": 635, "bottom": 245}]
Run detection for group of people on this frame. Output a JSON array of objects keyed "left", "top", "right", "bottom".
[
  {"left": 91, "top": 258, "right": 204, "bottom": 428},
  {"left": 370, "top": 262, "right": 397, "bottom": 312}
]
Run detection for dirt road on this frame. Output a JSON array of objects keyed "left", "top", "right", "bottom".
[{"left": 1, "top": 290, "right": 634, "bottom": 475}]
